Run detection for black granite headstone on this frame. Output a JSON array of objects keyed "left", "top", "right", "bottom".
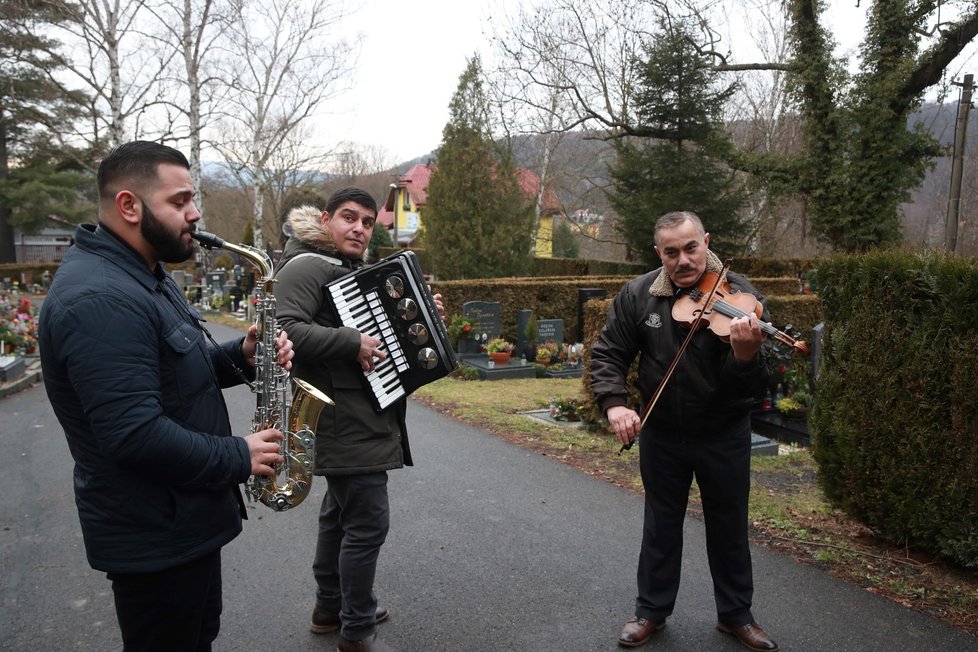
[
  {"left": 536, "top": 318, "right": 564, "bottom": 346},
  {"left": 810, "top": 322, "right": 824, "bottom": 385},
  {"left": 577, "top": 288, "right": 607, "bottom": 340},
  {"left": 461, "top": 301, "right": 501, "bottom": 356},
  {"left": 516, "top": 309, "right": 533, "bottom": 359}
]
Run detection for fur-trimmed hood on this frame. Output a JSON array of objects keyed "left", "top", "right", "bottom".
[
  {"left": 282, "top": 204, "right": 362, "bottom": 260},
  {"left": 649, "top": 249, "right": 725, "bottom": 297}
]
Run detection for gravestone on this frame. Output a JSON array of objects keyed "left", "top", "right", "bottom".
[
  {"left": 206, "top": 271, "right": 227, "bottom": 298},
  {"left": 516, "top": 309, "right": 533, "bottom": 359},
  {"left": 169, "top": 270, "right": 191, "bottom": 292},
  {"left": 536, "top": 318, "right": 564, "bottom": 347},
  {"left": 577, "top": 288, "right": 607, "bottom": 341},
  {"left": 0, "top": 356, "right": 25, "bottom": 383},
  {"left": 460, "top": 301, "right": 500, "bottom": 356},
  {"left": 810, "top": 322, "right": 824, "bottom": 384}
]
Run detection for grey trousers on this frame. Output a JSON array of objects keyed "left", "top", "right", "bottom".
[{"left": 313, "top": 472, "right": 390, "bottom": 640}]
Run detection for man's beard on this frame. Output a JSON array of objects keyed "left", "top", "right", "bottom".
[{"left": 140, "top": 200, "right": 194, "bottom": 264}]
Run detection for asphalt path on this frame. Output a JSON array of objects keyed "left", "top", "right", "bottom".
[{"left": 1, "top": 321, "right": 976, "bottom": 651}]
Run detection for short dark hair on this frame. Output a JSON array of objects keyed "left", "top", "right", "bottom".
[
  {"left": 324, "top": 187, "right": 377, "bottom": 216},
  {"left": 97, "top": 140, "right": 190, "bottom": 201}
]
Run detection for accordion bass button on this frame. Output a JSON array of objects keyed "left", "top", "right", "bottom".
[
  {"left": 417, "top": 347, "right": 439, "bottom": 370},
  {"left": 397, "top": 297, "right": 419, "bottom": 320},
  {"left": 407, "top": 323, "right": 429, "bottom": 345},
  {"left": 384, "top": 274, "right": 405, "bottom": 298}
]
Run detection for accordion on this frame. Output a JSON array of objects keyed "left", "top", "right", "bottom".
[{"left": 323, "top": 251, "right": 457, "bottom": 411}]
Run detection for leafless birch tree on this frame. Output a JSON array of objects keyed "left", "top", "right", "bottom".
[
  {"left": 55, "top": 0, "right": 174, "bottom": 151},
  {"left": 211, "top": 0, "right": 358, "bottom": 249},
  {"left": 145, "top": 0, "right": 232, "bottom": 228}
]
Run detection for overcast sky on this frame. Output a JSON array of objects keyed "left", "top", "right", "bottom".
[{"left": 308, "top": 0, "right": 969, "bottom": 166}]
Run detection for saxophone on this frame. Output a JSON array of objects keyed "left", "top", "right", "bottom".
[{"left": 192, "top": 230, "right": 332, "bottom": 511}]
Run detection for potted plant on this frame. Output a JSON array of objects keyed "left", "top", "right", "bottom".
[
  {"left": 776, "top": 393, "right": 811, "bottom": 419},
  {"left": 536, "top": 339, "right": 559, "bottom": 365},
  {"left": 486, "top": 337, "right": 514, "bottom": 365}
]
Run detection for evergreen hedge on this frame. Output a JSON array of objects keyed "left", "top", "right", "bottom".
[
  {"left": 811, "top": 251, "right": 978, "bottom": 567},
  {"left": 376, "top": 246, "right": 818, "bottom": 282}
]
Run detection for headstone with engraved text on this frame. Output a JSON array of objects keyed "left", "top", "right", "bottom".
[
  {"left": 536, "top": 318, "right": 564, "bottom": 347},
  {"left": 460, "top": 301, "right": 501, "bottom": 356}
]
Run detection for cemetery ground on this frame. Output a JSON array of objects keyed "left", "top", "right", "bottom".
[{"left": 411, "top": 375, "right": 978, "bottom": 637}]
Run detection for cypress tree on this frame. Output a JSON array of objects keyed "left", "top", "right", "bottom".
[{"left": 423, "top": 56, "right": 535, "bottom": 280}]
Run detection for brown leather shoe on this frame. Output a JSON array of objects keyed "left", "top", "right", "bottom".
[
  {"left": 336, "top": 633, "right": 394, "bottom": 652},
  {"left": 716, "top": 622, "right": 779, "bottom": 651},
  {"left": 618, "top": 616, "right": 665, "bottom": 647},
  {"left": 310, "top": 606, "right": 390, "bottom": 634}
]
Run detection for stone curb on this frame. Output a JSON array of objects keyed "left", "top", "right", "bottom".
[{"left": 0, "top": 358, "right": 42, "bottom": 398}]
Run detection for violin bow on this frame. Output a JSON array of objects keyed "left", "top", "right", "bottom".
[{"left": 619, "top": 259, "right": 733, "bottom": 455}]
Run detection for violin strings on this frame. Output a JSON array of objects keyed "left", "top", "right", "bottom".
[{"left": 710, "top": 300, "right": 784, "bottom": 338}]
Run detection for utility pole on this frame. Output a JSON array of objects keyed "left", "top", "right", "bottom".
[{"left": 945, "top": 74, "right": 973, "bottom": 255}]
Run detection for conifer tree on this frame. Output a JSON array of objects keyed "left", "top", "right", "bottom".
[
  {"left": 422, "top": 56, "right": 535, "bottom": 280},
  {"left": 609, "top": 21, "right": 747, "bottom": 268},
  {"left": 0, "top": 0, "right": 92, "bottom": 262},
  {"left": 552, "top": 220, "right": 579, "bottom": 258}
]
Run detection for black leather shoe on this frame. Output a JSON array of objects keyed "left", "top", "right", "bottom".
[
  {"left": 337, "top": 633, "right": 394, "bottom": 652},
  {"left": 618, "top": 616, "right": 665, "bottom": 647},
  {"left": 716, "top": 622, "right": 779, "bottom": 651},
  {"left": 310, "top": 606, "right": 390, "bottom": 634}
]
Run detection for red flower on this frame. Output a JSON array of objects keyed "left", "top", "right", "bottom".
[
  {"left": 777, "top": 365, "right": 786, "bottom": 373},
  {"left": 463, "top": 324, "right": 471, "bottom": 332}
]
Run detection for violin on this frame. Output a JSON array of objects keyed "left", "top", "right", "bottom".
[{"left": 672, "top": 271, "right": 809, "bottom": 354}]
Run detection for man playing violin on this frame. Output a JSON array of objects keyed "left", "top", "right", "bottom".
[{"left": 590, "top": 211, "right": 778, "bottom": 651}]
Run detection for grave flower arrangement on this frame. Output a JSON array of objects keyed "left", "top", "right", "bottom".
[
  {"left": 0, "top": 294, "right": 38, "bottom": 354},
  {"left": 535, "top": 339, "right": 560, "bottom": 364},
  {"left": 549, "top": 396, "right": 583, "bottom": 422},
  {"left": 763, "top": 327, "right": 811, "bottom": 411},
  {"left": 446, "top": 314, "right": 474, "bottom": 346},
  {"left": 485, "top": 337, "right": 514, "bottom": 354}
]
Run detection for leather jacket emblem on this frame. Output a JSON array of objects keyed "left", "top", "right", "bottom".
[{"left": 645, "top": 312, "right": 662, "bottom": 328}]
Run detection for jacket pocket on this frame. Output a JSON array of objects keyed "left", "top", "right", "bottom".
[{"left": 161, "top": 321, "right": 211, "bottom": 407}]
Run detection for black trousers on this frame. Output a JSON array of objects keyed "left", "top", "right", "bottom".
[
  {"left": 313, "top": 472, "right": 390, "bottom": 640},
  {"left": 635, "top": 420, "right": 755, "bottom": 626},
  {"left": 108, "top": 549, "right": 222, "bottom": 652}
]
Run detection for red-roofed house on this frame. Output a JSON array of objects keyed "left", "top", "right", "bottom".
[
  {"left": 380, "top": 163, "right": 564, "bottom": 255},
  {"left": 378, "top": 164, "right": 431, "bottom": 246}
]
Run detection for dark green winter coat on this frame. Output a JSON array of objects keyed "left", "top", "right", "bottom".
[{"left": 275, "top": 206, "right": 412, "bottom": 475}]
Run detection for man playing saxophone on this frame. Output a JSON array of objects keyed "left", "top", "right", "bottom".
[{"left": 39, "top": 140, "right": 294, "bottom": 652}]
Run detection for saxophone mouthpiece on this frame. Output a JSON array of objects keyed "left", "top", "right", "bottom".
[{"left": 191, "top": 230, "right": 225, "bottom": 249}]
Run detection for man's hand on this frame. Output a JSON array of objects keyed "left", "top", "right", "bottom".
[
  {"left": 357, "top": 332, "right": 386, "bottom": 372},
  {"left": 729, "top": 314, "right": 764, "bottom": 363},
  {"left": 241, "top": 326, "right": 295, "bottom": 371},
  {"left": 242, "top": 325, "right": 260, "bottom": 365},
  {"left": 607, "top": 405, "right": 642, "bottom": 448},
  {"left": 274, "top": 330, "right": 294, "bottom": 370},
  {"left": 432, "top": 291, "right": 446, "bottom": 322},
  {"left": 245, "top": 428, "right": 284, "bottom": 476}
]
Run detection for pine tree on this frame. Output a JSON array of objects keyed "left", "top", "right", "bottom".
[
  {"left": 552, "top": 220, "right": 579, "bottom": 258},
  {"left": 609, "top": 21, "right": 747, "bottom": 268},
  {"left": 0, "top": 0, "right": 92, "bottom": 262},
  {"left": 422, "top": 56, "right": 535, "bottom": 280}
]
